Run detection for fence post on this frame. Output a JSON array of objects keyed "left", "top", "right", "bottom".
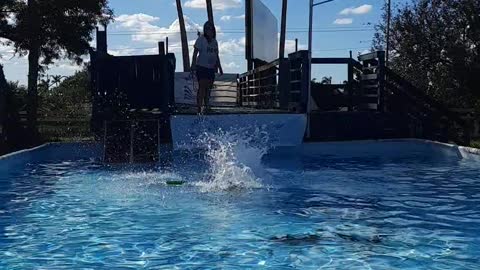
[
  {"left": 377, "top": 51, "right": 386, "bottom": 112},
  {"left": 278, "top": 59, "right": 291, "bottom": 110},
  {"left": 347, "top": 52, "right": 354, "bottom": 112},
  {"left": 158, "top": 42, "right": 165, "bottom": 56},
  {"left": 236, "top": 74, "right": 242, "bottom": 107},
  {"left": 300, "top": 51, "right": 310, "bottom": 113}
]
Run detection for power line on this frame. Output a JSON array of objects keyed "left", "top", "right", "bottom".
[
  {"left": 107, "top": 29, "right": 374, "bottom": 36},
  {"left": 107, "top": 26, "right": 373, "bottom": 34}
]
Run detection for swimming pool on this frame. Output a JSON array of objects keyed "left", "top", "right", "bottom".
[{"left": 0, "top": 137, "right": 479, "bottom": 269}]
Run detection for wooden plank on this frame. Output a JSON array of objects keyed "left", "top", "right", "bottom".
[
  {"left": 312, "top": 58, "right": 351, "bottom": 64},
  {"left": 358, "top": 52, "right": 379, "bottom": 62},
  {"left": 362, "top": 74, "right": 378, "bottom": 80}
]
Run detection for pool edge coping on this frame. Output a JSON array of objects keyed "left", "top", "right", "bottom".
[
  {"left": 0, "top": 143, "right": 52, "bottom": 161},
  {"left": 1, "top": 139, "right": 479, "bottom": 160},
  {"left": 304, "top": 138, "right": 480, "bottom": 158}
]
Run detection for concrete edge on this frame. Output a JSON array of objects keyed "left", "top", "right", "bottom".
[
  {"left": 1, "top": 138, "right": 478, "bottom": 160},
  {"left": 0, "top": 143, "right": 52, "bottom": 160},
  {"left": 304, "top": 138, "right": 480, "bottom": 159}
]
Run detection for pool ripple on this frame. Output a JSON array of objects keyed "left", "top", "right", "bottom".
[{"left": 0, "top": 155, "right": 479, "bottom": 269}]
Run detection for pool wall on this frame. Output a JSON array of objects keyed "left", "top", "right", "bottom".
[
  {"left": 170, "top": 114, "right": 307, "bottom": 149},
  {"left": 0, "top": 143, "right": 103, "bottom": 173},
  {"left": 1, "top": 139, "right": 479, "bottom": 165}
]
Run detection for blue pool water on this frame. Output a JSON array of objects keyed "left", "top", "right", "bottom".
[{"left": 0, "top": 138, "right": 479, "bottom": 269}]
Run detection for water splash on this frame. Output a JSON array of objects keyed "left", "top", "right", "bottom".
[{"left": 194, "top": 127, "right": 270, "bottom": 192}]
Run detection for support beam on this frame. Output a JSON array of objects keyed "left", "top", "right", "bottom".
[
  {"left": 175, "top": 0, "right": 190, "bottom": 71},
  {"left": 385, "top": 0, "right": 391, "bottom": 66},
  {"left": 166, "top": 37, "right": 169, "bottom": 54},
  {"left": 158, "top": 42, "right": 165, "bottom": 55},
  {"left": 245, "top": 0, "right": 253, "bottom": 70},
  {"left": 279, "top": 0, "right": 288, "bottom": 59},
  {"left": 206, "top": 0, "right": 214, "bottom": 24}
]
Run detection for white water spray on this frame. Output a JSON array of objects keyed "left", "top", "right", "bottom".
[{"left": 194, "top": 127, "right": 270, "bottom": 192}]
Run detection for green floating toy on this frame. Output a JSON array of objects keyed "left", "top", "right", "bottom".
[{"left": 166, "top": 180, "right": 186, "bottom": 186}]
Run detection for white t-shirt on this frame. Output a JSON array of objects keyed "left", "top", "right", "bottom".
[{"left": 194, "top": 36, "right": 218, "bottom": 69}]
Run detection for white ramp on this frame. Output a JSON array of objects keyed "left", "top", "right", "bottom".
[{"left": 171, "top": 114, "right": 307, "bottom": 149}]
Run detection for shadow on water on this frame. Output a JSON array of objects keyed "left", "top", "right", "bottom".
[{"left": 269, "top": 231, "right": 385, "bottom": 246}]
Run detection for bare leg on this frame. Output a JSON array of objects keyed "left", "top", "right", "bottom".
[
  {"left": 204, "top": 80, "right": 214, "bottom": 113},
  {"left": 196, "top": 84, "right": 203, "bottom": 114},
  {"left": 198, "top": 80, "right": 209, "bottom": 114}
]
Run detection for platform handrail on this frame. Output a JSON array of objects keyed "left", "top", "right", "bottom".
[{"left": 385, "top": 67, "right": 471, "bottom": 145}]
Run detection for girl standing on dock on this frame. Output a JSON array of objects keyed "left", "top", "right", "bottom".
[{"left": 192, "top": 21, "right": 223, "bottom": 114}]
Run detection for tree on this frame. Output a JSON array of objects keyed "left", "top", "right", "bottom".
[
  {"left": 1, "top": 0, "right": 112, "bottom": 141},
  {"left": 373, "top": 0, "right": 480, "bottom": 108},
  {"left": 0, "top": 64, "right": 7, "bottom": 151},
  {"left": 38, "top": 70, "right": 90, "bottom": 119},
  {"left": 320, "top": 76, "right": 332, "bottom": 85},
  {"left": 176, "top": 0, "right": 190, "bottom": 72}
]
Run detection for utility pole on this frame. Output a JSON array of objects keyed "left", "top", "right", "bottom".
[
  {"left": 176, "top": 0, "right": 190, "bottom": 71},
  {"left": 206, "top": 0, "right": 214, "bottom": 24},
  {"left": 386, "top": 0, "right": 391, "bottom": 66},
  {"left": 279, "top": 0, "right": 288, "bottom": 59},
  {"left": 307, "top": 0, "right": 335, "bottom": 138}
]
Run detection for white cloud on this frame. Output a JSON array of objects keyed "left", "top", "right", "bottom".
[
  {"left": 220, "top": 14, "right": 245, "bottom": 21},
  {"left": 285, "top": 39, "right": 306, "bottom": 54},
  {"left": 219, "top": 37, "right": 246, "bottom": 55},
  {"left": 54, "top": 63, "right": 83, "bottom": 72},
  {"left": 115, "top": 13, "right": 159, "bottom": 29},
  {"left": 112, "top": 13, "right": 202, "bottom": 48},
  {"left": 184, "top": 0, "right": 241, "bottom": 10},
  {"left": 333, "top": 18, "right": 354, "bottom": 25},
  {"left": 360, "top": 49, "right": 371, "bottom": 55},
  {"left": 339, "top": 4, "right": 372, "bottom": 15},
  {"left": 224, "top": 61, "right": 240, "bottom": 69}
]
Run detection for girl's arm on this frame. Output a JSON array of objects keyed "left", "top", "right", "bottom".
[
  {"left": 216, "top": 52, "right": 223, "bottom": 75},
  {"left": 192, "top": 47, "right": 199, "bottom": 70}
]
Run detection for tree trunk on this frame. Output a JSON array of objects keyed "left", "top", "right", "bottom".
[
  {"left": 27, "top": 0, "right": 40, "bottom": 142},
  {"left": 206, "top": 0, "right": 214, "bottom": 24},
  {"left": 27, "top": 46, "right": 40, "bottom": 138},
  {"left": 176, "top": 0, "right": 190, "bottom": 72}
]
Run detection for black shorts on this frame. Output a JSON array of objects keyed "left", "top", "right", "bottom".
[{"left": 196, "top": 65, "right": 215, "bottom": 81}]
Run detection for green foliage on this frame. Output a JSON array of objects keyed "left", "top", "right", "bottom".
[
  {"left": 470, "top": 140, "right": 480, "bottom": 149},
  {"left": 5, "top": 0, "right": 113, "bottom": 66},
  {"left": 374, "top": 0, "right": 480, "bottom": 108},
  {"left": 38, "top": 70, "right": 90, "bottom": 119}
]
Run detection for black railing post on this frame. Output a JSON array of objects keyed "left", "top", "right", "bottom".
[
  {"left": 158, "top": 42, "right": 165, "bottom": 56},
  {"left": 236, "top": 74, "right": 242, "bottom": 107},
  {"left": 300, "top": 51, "right": 310, "bottom": 113},
  {"left": 347, "top": 53, "right": 354, "bottom": 112},
  {"left": 377, "top": 51, "right": 386, "bottom": 112},
  {"left": 278, "top": 58, "right": 291, "bottom": 110}
]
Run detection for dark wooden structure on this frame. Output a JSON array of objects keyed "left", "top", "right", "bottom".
[
  {"left": 90, "top": 24, "right": 471, "bottom": 164},
  {"left": 237, "top": 50, "right": 471, "bottom": 145},
  {"left": 90, "top": 28, "right": 175, "bottom": 163}
]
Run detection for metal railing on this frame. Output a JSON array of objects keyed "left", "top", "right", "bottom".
[
  {"left": 237, "top": 52, "right": 308, "bottom": 112},
  {"left": 385, "top": 67, "right": 472, "bottom": 145}
]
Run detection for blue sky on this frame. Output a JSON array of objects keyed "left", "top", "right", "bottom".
[{"left": 1, "top": 0, "right": 389, "bottom": 85}]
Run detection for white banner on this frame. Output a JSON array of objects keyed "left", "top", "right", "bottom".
[
  {"left": 171, "top": 114, "right": 307, "bottom": 149},
  {"left": 252, "top": 0, "right": 279, "bottom": 62},
  {"left": 174, "top": 72, "right": 238, "bottom": 106}
]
